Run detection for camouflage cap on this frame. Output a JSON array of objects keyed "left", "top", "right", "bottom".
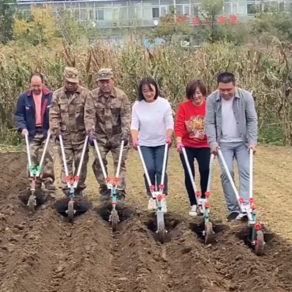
[
  {"left": 64, "top": 66, "right": 79, "bottom": 83},
  {"left": 96, "top": 68, "right": 114, "bottom": 81}
]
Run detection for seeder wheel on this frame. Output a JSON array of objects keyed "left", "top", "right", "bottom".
[
  {"left": 254, "top": 230, "right": 264, "bottom": 256},
  {"left": 28, "top": 194, "right": 36, "bottom": 212},
  {"left": 157, "top": 220, "right": 166, "bottom": 244},
  {"left": 110, "top": 209, "right": 119, "bottom": 232},
  {"left": 204, "top": 221, "right": 214, "bottom": 244},
  {"left": 67, "top": 200, "right": 75, "bottom": 224}
]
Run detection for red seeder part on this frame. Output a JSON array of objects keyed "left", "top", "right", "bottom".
[
  {"left": 105, "top": 177, "right": 111, "bottom": 182},
  {"left": 196, "top": 191, "right": 201, "bottom": 197},
  {"left": 157, "top": 194, "right": 163, "bottom": 201},
  {"left": 66, "top": 176, "right": 75, "bottom": 185},
  {"left": 159, "top": 184, "right": 164, "bottom": 190},
  {"left": 205, "top": 191, "right": 210, "bottom": 197},
  {"left": 239, "top": 197, "right": 244, "bottom": 204},
  {"left": 205, "top": 202, "right": 210, "bottom": 209},
  {"left": 249, "top": 198, "right": 254, "bottom": 203},
  {"left": 251, "top": 204, "right": 256, "bottom": 210},
  {"left": 150, "top": 185, "right": 155, "bottom": 191},
  {"left": 112, "top": 201, "right": 117, "bottom": 205},
  {"left": 254, "top": 222, "right": 261, "bottom": 231},
  {"left": 114, "top": 177, "right": 119, "bottom": 182}
]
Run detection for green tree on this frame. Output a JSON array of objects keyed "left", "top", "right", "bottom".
[
  {"left": 148, "top": 5, "right": 194, "bottom": 43},
  {"left": 0, "top": 0, "right": 17, "bottom": 44},
  {"left": 199, "top": 0, "right": 224, "bottom": 43}
]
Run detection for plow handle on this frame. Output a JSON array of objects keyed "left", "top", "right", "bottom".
[
  {"left": 93, "top": 139, "right": 108, "bottom": 181},
  {"left": 206, "top": 154, "right": 215, "bottom": 193},
  {"left": 159, "top": 144, "right": 168, "bottom": 189},
  {"left": 25, "top": 133, "right": 33, "bottom": 169},
  {"left": 115, "top": 140, "right": 124, "bottom": 179},
  {"left": 249, "top": 149, "right": 253, "bottom": 200},
  {"left": 218, "top": 149, "right": 244, "bottom": 213},
  {"left": 74, "top": 135, "right": 89, "bottom": 188},
  {"left": 39, "top": 130, "right": 51, "bottom": 168},
  {"left": 76, "top": 135, "right": 88, "bottom": 177},
  {"left": 59, "top": 135, "right": 70, "bottom": 188},
  {"left": 181, "top": 146, "right": 199, "bottom": 195},
  {"left": 137, "top": 146, "right": 153, "bottom": 191}
]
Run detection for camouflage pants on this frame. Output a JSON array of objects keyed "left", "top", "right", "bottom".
[
  {"left": 92, "top": 143, "right": 128, "bottom": 196},
  {"left": 58, "top": 141, "right": 89, "bottom": 194},
  {"left": 26, "top": 132, "right": 55, "bottom": 190}
]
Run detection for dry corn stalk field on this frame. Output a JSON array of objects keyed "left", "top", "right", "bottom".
[
  {"left": 0, "top": 144, "right": 292, "bottom": 292},
  {"left": 0, "top": 39, "right": 292, "bottom": 144},
  {"left": 0, "top": 38, "right": 292, "bottom": 291}
]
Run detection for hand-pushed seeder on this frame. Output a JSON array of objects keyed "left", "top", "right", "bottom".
[
  {"left": 138, "top": 144, "right": 168, "bottom": 244},
  {"left": 55, "top": 135, "right": 89, "bottom": 224},
  {"left": 182, "top": 148, "right": 221, "bottom": 244},
  {"left": 93, "top": 139, "right": 125, "bottom": 232},
  {"left": 24, "top": 131, "right": 51, "bottom": 212},
  {"left": 218, "top": 149, "right": 266, "bottom": 256}
]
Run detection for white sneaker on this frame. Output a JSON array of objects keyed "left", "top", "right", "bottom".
[
  {"left": 189, "top": 205, "right": 198, "bottom": 217},
  {"left": 148, "top": 198, "right": 157, "bottom": 211},
  {"left": 160, "top": 198, "right": 167, "bottom": 213}
]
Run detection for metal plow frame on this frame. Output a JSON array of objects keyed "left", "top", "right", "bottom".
[
  {"left": 58, "top": 135, "right": 89, "bottom": 224},
  {"left": 218, "top": 149, "right": 265, "bottom": 256},
  {"left": 138, "top": 144, "right": 169, "bottom": 244},
  {"left": 93, "top": 139, "right": 125, "bottom": 232},
  {"left": 181, "top": 147, "right": 218, "bottom": 244},
  {"left": 25, "top": 131, "right": 51, "bottom": 212}
]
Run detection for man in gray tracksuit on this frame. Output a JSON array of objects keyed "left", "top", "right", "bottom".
[{"left": 205, "top": 72, "right": 258, "bottom": 222}]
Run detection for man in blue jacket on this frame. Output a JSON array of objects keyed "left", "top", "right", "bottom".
[{"left": 15, "top": 73, "right": 55, "bottom": 204}]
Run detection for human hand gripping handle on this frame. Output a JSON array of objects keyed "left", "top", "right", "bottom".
[
  {"left": 88, "top": 131, "right": 97, "bottom": 146},
  {"left": 132, "top": 137, "right": 139, "bottom": 150},
  {"left": 176, "top": 142, "right": 183, "bottom": 153},
  {"left": 121, "top": 133, "right": 129, "bottom": 146},
  {"left": 21, "top": 129, "right": 28, "bottom": 138},
  {"left": 165, "top": 136, "right": 172, "bottom": 148},
  {"left": 54, "top": 129, "right": 63, "bottom": 142},
  {"left": 211, "top": 144, "right": 220, "bottom": 156}
]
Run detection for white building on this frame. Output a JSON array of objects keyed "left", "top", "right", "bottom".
[{"left": 16, "top": 0, "right": 292, "bottom": 28}]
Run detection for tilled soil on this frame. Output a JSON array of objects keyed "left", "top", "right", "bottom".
[{"left": 1, "top": 152, "right": 292, "bottom": 292}]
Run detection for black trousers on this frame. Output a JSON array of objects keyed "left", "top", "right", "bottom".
[{"left": 179, "top": 147, "right": 211, "bottom": 206}]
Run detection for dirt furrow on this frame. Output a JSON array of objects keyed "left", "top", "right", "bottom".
[
  {"left": 53, "top": 211, "right": 115, "bottom": 292},
  {"left": 2, "top": 151, "right": 292, "bottom": 292}
]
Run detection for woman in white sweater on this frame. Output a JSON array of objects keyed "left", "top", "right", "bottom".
[{"left": 131, "top": 77, "right": 174, "bottom": 212}]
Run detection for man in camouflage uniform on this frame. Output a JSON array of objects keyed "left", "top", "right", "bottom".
[
  {"left": 15, "top": 73, "right": 55, "bottom": 204},
  {"left": 84, "top": 68, "right": 131, "bottom": 203},
  {"left": 50, "top": 67, "right": 91, "bottom": 197}
]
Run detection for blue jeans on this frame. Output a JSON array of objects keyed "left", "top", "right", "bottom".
[
  {"left": 218, "top": 141, "right": 250, "bottom": 213},
  {"left": 140, "top": 145, "right": 169, "bottom": 196}
]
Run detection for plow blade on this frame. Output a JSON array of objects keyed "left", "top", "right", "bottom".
[
  {"left": 55, "top": 197, "right": 92, "bottom": 217},
  {"left": 190, "top": 220, "right": 229, "bottom": 243},
  {"left": 96, "top": 201, "right": 129, "bottom": 221},
  {"left": 243, "top": 224, "right": 274, "bottom": 245},
  {"left": 18, "top": 189, "right": 48, "bottom": 208},
  {"left": 190, "top": 221, "right": 228, "bottom": 234}
]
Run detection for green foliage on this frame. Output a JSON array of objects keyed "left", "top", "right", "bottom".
[
  {"left": 250, "top": 5, "right": 292, "bottom": 43},
  {"left": 148, "top": 5, "right": 194, "bottom": 43},
  {"left": 0, "top": 0, "right": 16, "bottom": 44}
]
